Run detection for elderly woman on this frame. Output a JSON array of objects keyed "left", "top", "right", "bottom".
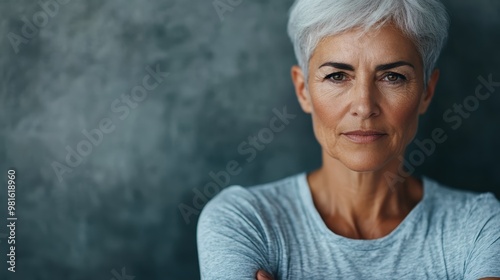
[{"left": 197, "top": 0, "right": 500, "bottom": 279}]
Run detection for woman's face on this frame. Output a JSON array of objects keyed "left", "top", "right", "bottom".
[{"left": 291, "top": 24, "right": 439, "bottom": 172}]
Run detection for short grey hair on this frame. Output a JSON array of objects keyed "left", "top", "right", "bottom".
[{"left": 287, "top": 0, "right": 449, "bottom": 86}]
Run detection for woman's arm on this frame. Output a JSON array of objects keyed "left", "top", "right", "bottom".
[
  {"left": 463, "top": 193, "right": 500, "bottom": 280},
  {"left": 197, "top": 186, "right": 274, "bottom": 280}
]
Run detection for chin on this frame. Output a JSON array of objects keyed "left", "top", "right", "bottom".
[{"left": 335, "top": 151, "right": 391, "bottom": 172}]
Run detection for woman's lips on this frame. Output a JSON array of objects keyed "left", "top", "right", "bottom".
[{"left": 341, "top": 130, "right": 387, "bottom": 144}]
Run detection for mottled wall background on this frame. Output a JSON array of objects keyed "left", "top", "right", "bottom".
[{"left": 0, "top": 0, "right": 498, "bottom": 279}]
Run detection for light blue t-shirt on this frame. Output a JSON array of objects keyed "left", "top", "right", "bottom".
[{"left": 197, "top": 172, "right": 500, "bottom": 279}]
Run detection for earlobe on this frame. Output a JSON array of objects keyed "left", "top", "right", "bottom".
[
  {"left": 291, "top": 65, "right": 312, "bottom": 114},
  {"left": 419, "top": 69, "right": 440, "bottom": 114}
]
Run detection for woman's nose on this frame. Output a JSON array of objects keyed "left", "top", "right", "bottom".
[{"left": 349, "top": 80, "right": 381, "bottom": 119}]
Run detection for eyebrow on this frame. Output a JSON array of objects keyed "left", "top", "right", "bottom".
[{"left": 319, "top": 61, "right": 415, "bottom": 71}]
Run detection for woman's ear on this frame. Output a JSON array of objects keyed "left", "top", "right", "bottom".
[
  {"left": 291, "top": 65, "right": 313, "bottom": 114},
  {"left": 419, "top": 69, "right": 440, "bottom": 114}
]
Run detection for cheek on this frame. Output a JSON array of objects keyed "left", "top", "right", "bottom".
[
  {"left": 383, "top": 95, "right": 422, "bottom": 145},
  {"left": 309, "top": 83, "right": 349, "bottom": 126},
  {"left": 308, "top": 93, "right": 346, "bottom": 148}
]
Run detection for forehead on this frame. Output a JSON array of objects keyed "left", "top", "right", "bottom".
[{"left": 311, "top": 24, "right": 422, "bottom": 68}]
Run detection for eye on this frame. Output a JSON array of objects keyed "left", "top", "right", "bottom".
[
  {"left": 383, "top": 72, "right": 407, "bottom": 83},
  {"left": 325, "top": 72, "right": 348, "bottom": 83}
]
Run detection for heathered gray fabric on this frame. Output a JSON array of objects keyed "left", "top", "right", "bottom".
[{"left": 197, "top": 172, "right": 500, "bottom": 279}]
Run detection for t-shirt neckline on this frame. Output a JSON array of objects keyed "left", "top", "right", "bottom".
[{"left": 296, "top": 171, "right": 432, "bottom": 251}]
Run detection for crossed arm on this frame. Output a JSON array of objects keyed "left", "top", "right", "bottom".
[
  {"left": 198, "top": 188, "right": 500, "bottom": 279},
  {"left": 252, "top": 270, "right": 500, "bottom": 280}
]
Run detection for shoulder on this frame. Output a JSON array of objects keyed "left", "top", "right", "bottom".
[
  {"left": 198, "top": 172, "right": 303, "bottom": 228},
  {"left": 424, "top": 176, "right": 499, "bottom": 213},
  {"left": 424, "top": 178, "right": 500, "bottom": 279},
  {"left": 423, "top": 176, "right": 500, "bottom": 236}
]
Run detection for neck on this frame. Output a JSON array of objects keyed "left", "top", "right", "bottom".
[{"left": 307, "top": 150, "right": 422, "bottom": 238}]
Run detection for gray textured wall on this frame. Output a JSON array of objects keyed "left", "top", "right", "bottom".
[{"left": 0, "top": 0, "right": 499, "bottom": 279}]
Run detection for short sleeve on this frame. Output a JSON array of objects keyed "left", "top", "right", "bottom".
[
  {"left": 197, "top": 186, "right": 274, "bottom": 280},
  {"left": 463, "top": 193, "right": 500, "bottom": 280}
]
